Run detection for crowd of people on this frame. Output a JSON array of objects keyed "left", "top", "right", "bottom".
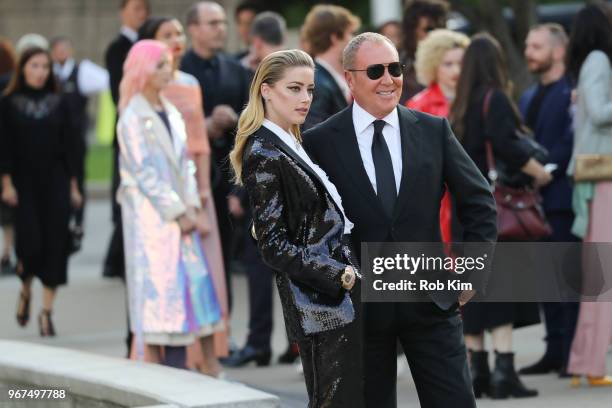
[{"left": 0, "top": 0, "right": 611, "bottom": 406}]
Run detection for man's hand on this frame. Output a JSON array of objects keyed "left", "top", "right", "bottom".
[
  {"left": 228, "top": 195, "right": 245, "bottom": 218},
  {"left": 458, "top": 289, "right": 476, "bottom": 306},
  {"left": 1, "top": 183, "right": 18, "bottom": 207},
  {"left": 211, "top": 105, "right": 238, "bottom": 131}
]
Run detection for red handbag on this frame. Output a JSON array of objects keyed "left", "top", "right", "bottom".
[{"left": 482, "top": 91, "right": 552, "bottom": 241}]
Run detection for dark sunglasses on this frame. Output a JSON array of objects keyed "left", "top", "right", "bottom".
[{"left": 348, "top": 62, "right": 404, "bottom": 80}]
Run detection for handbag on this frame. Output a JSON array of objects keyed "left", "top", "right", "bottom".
[
  {"left": 574, "top": 154, "right": 612, "bottom": 182},
  {"left": 482, "top": 90, "right": 552, "bottom": 241}
]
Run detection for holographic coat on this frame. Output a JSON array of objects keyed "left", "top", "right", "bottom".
[{"left": 117, "top": 94, "right": 220, "bottom": 344}]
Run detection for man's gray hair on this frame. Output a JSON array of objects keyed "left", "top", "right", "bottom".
[{"left": 342, "top": 32, "right": 397, "bottom": 70}]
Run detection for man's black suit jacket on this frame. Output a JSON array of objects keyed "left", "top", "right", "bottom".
[
  {"left": 105, "top": 33, "right": 133, "bottom": 107},
  {"left": 303, "top": 62, "right": 349, "bottom": 131},
  {"left": 303, "top": 105, "right": 497, "bottom": 277}
]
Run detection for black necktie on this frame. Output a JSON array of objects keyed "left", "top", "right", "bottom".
[{"left": 371, "top": 120, "right": 397, "bottom": 217}]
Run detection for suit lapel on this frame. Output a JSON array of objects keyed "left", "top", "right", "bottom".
[
  {"left": 258, "top": 126, "right": 327, "bottom": 189},
  {"left": 392, "top": 106, "right": 421, "bottom": 220},
  {"left": 330, "top": 107, "right": 385, "bottom": 215},
  {"left": 317, "top": 62, "right": 348, "bottom": 108}
]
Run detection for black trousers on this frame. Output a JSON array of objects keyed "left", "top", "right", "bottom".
[
  {"left": 243, "top": 230, "right": 274, "bottom": 350},
  {"left": 364, "top": 302, "right": 475, "bottom": 408},
  {"left": 297, "top": 282, "right": 364, "bottom": 408},
  {"left": 540, "top": 210, "right": 580, "bottom": 367}
]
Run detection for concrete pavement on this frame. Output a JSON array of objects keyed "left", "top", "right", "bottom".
[{"left": 1, "top": 199, "right": 611, "bottom": 407}]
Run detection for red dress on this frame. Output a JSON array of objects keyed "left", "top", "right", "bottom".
[{"left": 406, "top": 83, "right": 453, "bottom": 243}]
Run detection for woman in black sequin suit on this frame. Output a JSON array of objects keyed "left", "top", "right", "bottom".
[
  {"left": 0, "top": 47, "right": 82, "bottom": 336},
  {"left": 229, "top": 49, "right": 364, "bottom": 407}
]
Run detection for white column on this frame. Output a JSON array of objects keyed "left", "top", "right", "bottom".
[{"left": 370, "top": 0, "right": 402, "bottom": 27}]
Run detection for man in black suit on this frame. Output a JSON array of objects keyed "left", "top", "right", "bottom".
[
  {"left": 301, "top": 4, "right": 360, "bottom": 130},
  {"left": 181, "top": 1, "right": 251, "bottom": 312},
  {"left": 303, "top": 32, "right": 497, "bottom": 408},
  {"left": 103, "top": 0, "right": 149, "bottom": 279}
]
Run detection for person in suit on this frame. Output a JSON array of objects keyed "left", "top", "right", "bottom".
[
  {"left": 181, "top": 1, "right": 252, "bottom": 313},
  {"left": 229, "top": 48, "right": 363, "bottom": 407},
  {"left": 303, "top": 32, "right": 497, "bottom": 408},
  {"left": 239, "top": 11, "right": 286, "bottom": 72},
  {"left": 518, "top": 23, "right": 579, "bottom": 378},
  {"left": 301, "top": 4, "right": 360, "bottom": 130},
  {"left": 103, "top": 0, "right": 149, "bottom": 280}
]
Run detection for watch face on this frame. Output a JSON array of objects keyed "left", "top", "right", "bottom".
[{"left": 343, "top": 273, "right": 352, "bottom": 284}]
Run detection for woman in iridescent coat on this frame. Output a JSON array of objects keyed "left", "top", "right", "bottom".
[
  {"left": 117, "top": 40, "right": 222, "bottom": 372},
  {"left": 229, "top": 49, "right": 363, "bottom": 407},
  {"left": 138, "top": 15, "right": 229, "bottom": 374}
]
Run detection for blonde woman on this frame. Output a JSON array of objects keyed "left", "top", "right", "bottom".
[{"left": 229, "top": 49, "right": 363, "bottom": 407}]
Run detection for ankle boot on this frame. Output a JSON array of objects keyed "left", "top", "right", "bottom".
[
  {"left": 490, "top": 351, "right": 538, "bottom": 399},
  {"left": 469, "top": 350, "right": 490, "bottom": 398}
]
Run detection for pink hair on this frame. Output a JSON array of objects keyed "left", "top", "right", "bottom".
[{"left": 118, "top": 40, "right": 171, "bottom": 111}]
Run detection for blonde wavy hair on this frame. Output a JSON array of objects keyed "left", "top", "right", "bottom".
[
  {"left": 229, "top": 49, "right": 314, "bottom": 185},
  {"left": 415, "top": 29, "right": 470, "bottom": 86}
]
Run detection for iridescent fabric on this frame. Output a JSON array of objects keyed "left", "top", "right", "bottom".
[
  {"left": 164, "top": 72, "right": 229, "bottom": 360},
  {"left": 117, "top": 94, "right": 221, "bottom": 356}
]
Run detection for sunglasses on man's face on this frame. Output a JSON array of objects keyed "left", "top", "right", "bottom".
[{"left": 348, "top": 62, "right": 404, "bottom": 80}]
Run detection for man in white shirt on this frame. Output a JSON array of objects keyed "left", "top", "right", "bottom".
[{"left": 304, "top": 32, "right": 497, "bottom": 408}]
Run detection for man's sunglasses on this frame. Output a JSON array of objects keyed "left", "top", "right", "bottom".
[{"left": 348, "top": 62, "right": 404, "bottom": 80}]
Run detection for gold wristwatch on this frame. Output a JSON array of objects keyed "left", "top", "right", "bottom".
[{"left": 341, "top": 266, "right": 355, "bottom": 289}]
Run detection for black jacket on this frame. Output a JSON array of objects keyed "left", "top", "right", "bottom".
[
  {"left": 303, "top": 105, "right": 497, "bottom": 307},
  {"left": 303, "top": 62, "right": 348, "bottom": 131},
  {"left": 104, "top": 33, "right": 133, "bottom": 106},
  {"left": 242, "top": 126, "right": 357, "bottom": 340}
]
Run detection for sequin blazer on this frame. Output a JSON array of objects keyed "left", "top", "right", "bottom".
[{"left": 242, "top": 126, "right": 358, "bottom": 340}]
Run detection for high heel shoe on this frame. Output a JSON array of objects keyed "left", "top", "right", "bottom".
[
  {"left": 38, "top": 309, "right": 56, "bottom": 337},
  {"left": 16, "top": 291, "right": 31, "bottom": 327},
  {"left": 571, "top": 375, "right": 612, "bottom": 387}
]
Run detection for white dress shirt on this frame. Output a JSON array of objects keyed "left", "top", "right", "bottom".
[
  {"left": 120, "top": 26, "right": 138, "bottom": 43},
  {"left": 53, "top": 58, "right": 109, "bottom": 96},
  {"left": 352, "top": 101, "right": 403, "bottom": 194},
  {"left": 262, "top": 119, "right": 354, "bottom": 234}
]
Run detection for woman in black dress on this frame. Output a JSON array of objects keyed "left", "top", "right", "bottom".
[
  {"left": 449, "top": 34, "right": 553, "bottom": 400},
  {"left": 0, "top": 47, "right": 82, "bottom": 336}
]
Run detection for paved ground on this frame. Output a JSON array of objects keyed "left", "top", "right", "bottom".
[{"left": 1, "top": 199, "right": 611, "bottom": 407}]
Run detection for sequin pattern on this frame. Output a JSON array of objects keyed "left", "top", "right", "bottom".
[{"left": 242, "top": 129, "right": 359, "bottom": 341}]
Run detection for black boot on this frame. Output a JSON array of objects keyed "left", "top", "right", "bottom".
[
  {"left": 469, "top": 350, "right": 490, "bottom": 398},
  {"left": 221, "top": 345, "right": 271, "bottom": 368},
  {"left": 519, "top": 354, "right": 561, "bottom": 375},
  {"left": 490, "top": 351, "right": 538, "bottom": 399}
]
